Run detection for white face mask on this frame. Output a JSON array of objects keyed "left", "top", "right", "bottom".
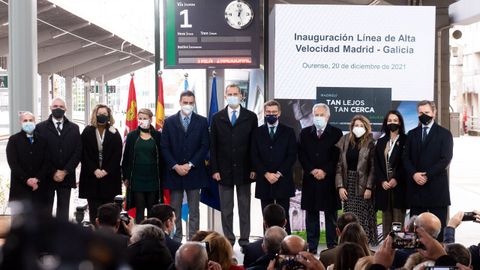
[
  {"left": 313, "top": 116, "right": 327, "bottom": 130},
  {"left": 352, "top": 126, "right": 366, "bottom": 138},
  {"left": 226, "top": 96, "right": 240, "bottom": 107},
  {"left": 181, "top": 105, "right": 194, "bottom": 115},
  {"left": 139, "top": 119, "right": 151, "bottom": 129}
]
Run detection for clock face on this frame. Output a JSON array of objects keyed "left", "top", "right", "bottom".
[{"left": 224, "top": 1, "right": 254, "bottom": 30}]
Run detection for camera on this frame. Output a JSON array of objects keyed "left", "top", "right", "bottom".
[
  {"left": 276, "top": 254, "right": 305, "bottom": 270},
  {"left": 392, "top": 222, "right": 402, "bottom": 232},
  {"left": 74, "top": 205, "right": 88, "bottom": 224},
  {"left": 462, "top": 212, "right": 476, "bottom": 221},
  {"left": 390, "top": 231, "right": 424, "bottom": 249},
  {"left": 114, "top": 195, "right": 130, "bottom": 225}
]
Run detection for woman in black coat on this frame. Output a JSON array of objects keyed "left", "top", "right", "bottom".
[
  {"left": 79, "top": 104, "right": 122, "bottom": 222},
  {"left": 374, "top": 110, "right": 407, "bottom": 237}
]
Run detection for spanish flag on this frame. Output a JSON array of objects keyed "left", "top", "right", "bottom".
[
  {"left": 155, "top": 73, "right": 165, "bottom": 130},
  {"left": 125, "top": 74, "right": 138, "bottom": 136}
]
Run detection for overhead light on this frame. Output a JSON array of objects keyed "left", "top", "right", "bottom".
[
  {"left": 1, "top": 22, "right": 8, "bottom": 26},
  {"left": 104, "top": 50, "right": 116, "bottom": 55},
  {"left": 52, "top": 32, "right": 68, "bottom": 39},
  {"left": 131, "top": 60, "right": 141, "bottom": 65},
  {"left": 82, "top": 42, "right": 95, "bottom": 48},
  {"left": 120, "top": 55, "right": 131, "bottom": 61}
]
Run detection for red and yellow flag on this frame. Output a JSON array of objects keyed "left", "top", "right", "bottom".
[
  {"left": 125, "top": 74, "right": 138, "bottom": 136},
  {"left": 155, "top": 73, "right": 165, "bottom": 130}
]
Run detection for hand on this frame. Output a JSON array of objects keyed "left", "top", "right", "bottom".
[
  {"left": 121, "top": 219, "right": 134, "bottom": 236},
  {"left": 212, "top": 172, "right": 221, "bottom": 181},
  {"left": 338, "top": 188, "right": 348, "bottom": 201},
  {"left": 174, "top": 164, "right": 188, "bottom": 176},
  {"left": 364, "top": 189, "right": 372, "bottom": 200},
  {"left": 53, "top": 170, "right": 67, "bottom": 182},
  {"left": 474, "top": 210, "right": 480, "bottom": 223},
  {"left": 265, "top": 172, "right": 280, "bottom": 184},
  {"left": 416, "top": 227, "right": 447, "bottom": 260},
  {"left": 124, "top": 180, "right": 129, "bottom": 188},
  {"left": 101, "top": 170, "right": 108, "bottom": 177},
  {"left": 456, "top": 262, "right": 472, "bottom": 270},
  {"left": 94, "top": 169, "right": 105, "bottom": 179},
  {"left": 250, "top": 171, "right": 256, "bottom": 180},
  {"left": 27, "top": 178, "right": 39, "bottom": 191},
  {"left": 413, "top": 172, "right": 428, "bottom": 186},
  {"left": 298, "top": 251, "right": 325, "bottom": 270},
  {"left": 373, "top": 235, "right": 395, "bottom": 268},
  {"left": 382, "top": 181, "right": 391, "bottom": 190},
  {"left": 447, "top": 211, "right": 464, "bottom": 229},
  {"left": 311, "top": 169, "right": 326, "bottom": 180},
  {"left": 388, "top": 178, "right": 398, "bottom": 188},
  {"left": 208, "top": 260, "right": 222, "bottom": 270}
]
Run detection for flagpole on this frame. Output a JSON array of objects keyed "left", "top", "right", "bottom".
[{"left": 208, "top": 70, "right": 216, "bottom": 231}]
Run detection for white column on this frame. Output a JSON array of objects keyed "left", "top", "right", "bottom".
[
  {"left": 8, "top": 0, "right": 37, "bottom": 134},
  {"left": 99, "top": 75, "right": 106, "bottom": 104},
  {"left": 65, "top": 76, "right": 73, "bottom": 120},
  {"left": 84, "top": 79, "right": 91, "bottom": 125},
  {"left": 41, "top": 73, "right": 50, "bottom": 121}
]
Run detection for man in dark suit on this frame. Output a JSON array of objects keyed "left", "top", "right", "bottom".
[
  {"left": 298, "top": 103, "right": 343, "bottom": 253},
  {"left": 6, "top": 111, "right": 51, "bottom": 213},
  {"left": 251, "top": 99, "right": 297, "bottom": 234},
  {"left": 243, "top": 203, "right": 287, "bottom": 268},
  {"left": 36, "top": 97, "right": 81, "bottom": 221},
  {"left": 161, "top": 91, "right": 209, "bottom": 241},
  {"left": 403, "top": 100, "right": 453, "bottom": 241},
  {"left": 210, "top": 84, "right": 258, "bottom": 248},
  {"left": 150, "top": 204, "right": 181, "bottom": 259}
]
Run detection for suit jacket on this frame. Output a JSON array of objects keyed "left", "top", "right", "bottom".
[
  {"left": 403, "top": 122, "right": 453, "bottom": 208},
  {"left": 374, "top": 133, "right": 407, "bottom": 210},
  {"left": 243, "top": 238, "right": 264, "bottom": 268},
  {"left": 335, "top": 134, "right": 375, "bottom": 196},
  {"left": 79, "top": 125, "right": 122, "bottom": 200},
  {"left": 299, "top": 124, "right": 343, "bottom": 211},
  {"left": 6, "top": 130, "right": 51, "bottom": 203},
  {"left": 36, "top": 115, "right": 81, "bottom": 188},
  {"left": 210, "top": 106, "right": 258, "bottom": 186},
  {"left": 161, "top": 112, "right": 209, "bottom": 190},
  {"left": 164, "top": 235, "right": 181, "bottom": 259},
  {"left": 320, "top": 246, "right": 340, "bottom": 268},
  {"left": 251, "top": 123, "right": 297, "bottom": 200}
]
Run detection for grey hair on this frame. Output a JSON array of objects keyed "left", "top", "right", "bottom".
[
  {"left": 175, "top": 242, "right": 208, "bottom": 270},
  {"left": 19, "top": 111, "right": 35, "bottom": 121},
  {"left": 312, "top": 103, "right": 330, "bottom": 116},
  {"left": 130, "top": 224, "right": 165, "bottom": 244},
  {"left": 263, "top": 226, "right": 287, "bottom": 254},
  {"left": 50, "top": 97, "right": 67, "bottom": 109}
]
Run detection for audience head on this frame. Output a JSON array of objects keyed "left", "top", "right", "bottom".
[
  {"left": 402, "top": 253, "right": 429, "bottom": 270},
  {"left": 415, "top": 212, "right": 442, "bottom": 238},
  {"left": 262, "top": 226, "right": 288, "bottom": 255},
  {"left": 280, "top": 235, "right": 307, "bottom": 255},
  {"left": 354, "top": 255, "right": 374, "bottom": 270},
  {"left": 175, "top": 242, "right": 209, "bottom": 270},
  {"left": 130, "top": 224, "right": 165, "bottom": 244},
  {"left": 96, "top": 203, "right": 120, "bottom": 231},
  {"left": 340, "top": 222, "right": 371, "bottom": 256},
  {"left": 263, "top": 203, "right": 287, "bottom": 229},
  {"left": 336, "top": 212, "right": 358, "bottom": 236},
  {"left": 150, "top": 204, "right": 176, "bottom": 235},
  {"left": 191, "top": 230, "right": 214, "bottom": 242},
  {"left": 445, "top": 243, "right": 471, "bottom": 267},
  {"left": 334, "top": 242, "right": 366, "bottom": 270},
  {"left": 140, "top": 217, "right": 164, "bottom": 229},
  {"left": 202, "top": 232, "right": 234, "bottom": 270}
]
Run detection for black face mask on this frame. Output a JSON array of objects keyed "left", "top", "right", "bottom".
[
  {"left": 418, "top": 113, "right": 433, "bottom": 125},
  {"left": 96, "top": 114, "right": 109, "bottom": 125},
  {"left": 52, "top": 108, "right": 65, "bottom": 119},
  {"left": 264, "top": 115, "right": 278, "bottom": 125},
  {"left": 387, "top": 123, "right": 400, "bottom": 132}
]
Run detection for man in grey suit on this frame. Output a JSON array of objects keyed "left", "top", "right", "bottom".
[{"left": 210, "top": 84, "right": 258, "bottom": 248}]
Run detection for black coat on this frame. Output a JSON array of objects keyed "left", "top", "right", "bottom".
[
  {"left": 210, "top": 106, "right": 258, "bottom": 186},
  {"left": 79, "top": 125, "right": 122, "bottom": 200},
  {"left": 298, "top": 124, "right": 343, "bottom": 211},
  {"left": 36, "top": 115, "right": 81, "bottom": 188},
  {"left": 403, "top": 122, "right": 453, "bottom": 208},
  {"left": 374, "top": 134, "right": 407, "bottom": 210},
  {"left": 243, "top": 238, "right": 264, "bottom": 268},
  {"left": 6, "top": 130, "right": 51, "bottom": 203},
  {"left": 161, "top": 112, "right": 209, "bottom": 190},
  {"left": 251, "top": 123, "right": 297, "bottom": 200}
]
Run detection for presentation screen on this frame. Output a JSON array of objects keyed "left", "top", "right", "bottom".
[{"left": 269, "top": 5, "right": 435, "bottom": 132}]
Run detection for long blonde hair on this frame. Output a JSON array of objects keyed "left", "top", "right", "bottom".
[
  {"left": 203, "top": 232, "right": 234, "bottom": 270},
  {"left": 90, "top": 104, "right": 115, "bottom": 127},
  {"left": 348, "top": 114, "right": 372, "bottom": 149}
]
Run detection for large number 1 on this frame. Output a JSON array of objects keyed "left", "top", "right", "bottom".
[{"left": 180, "top": 9, "right": 193, "bottom": 28}]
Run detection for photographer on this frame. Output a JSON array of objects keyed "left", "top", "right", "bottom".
[
  {"left": 266, "top": 235, "right": 326, "bottom": 270},
  {"left": 95, "top": 203, "right": 131, "bottom": 249},
  {"left": 247, "top": 226, "right": 287, "bottom": 270}
]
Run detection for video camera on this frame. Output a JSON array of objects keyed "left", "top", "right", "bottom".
[
  {"left": 74, "top": 204, "right": 92, "bottom": 229},
  {"left": 114, "top": 195, "right": 130, "bottom": 225},
  {"left": 275, "top": 254, "right": 305, "bottom": 270}
]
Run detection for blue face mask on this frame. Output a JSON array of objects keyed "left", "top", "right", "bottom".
[
  {"left": 22, "top": 122, "right": 36, "bottom": 134},
  {"left": 226, "top": 96, "right": 240, "bottom": 107},
  {"left": 264, "top": 115, "right": 278, "bottom": 125},
  {"left": 170, "top": 223, "right": 176, "bottom": 238}
]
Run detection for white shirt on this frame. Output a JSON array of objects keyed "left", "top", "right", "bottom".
[
  {"left": 422, "top": 120, "right": 434, "bottom": 136},
  {"left": 51, "top": 117, "right": 64, "bottom": 135},
  {"left": 267, "top": 122, "right": 278, "bottom": 134},
  {"left": 228, "top": 106, "right": 241, "bottom": 122}
]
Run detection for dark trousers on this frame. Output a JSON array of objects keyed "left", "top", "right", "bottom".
[
  {"left": 87, "top": 198, "right": 113, "bottom": 223},
  {"left": 410, "top": 206, "right": 448, "bottom": 242},
  {"left": 133, "top": 191, "right": 156, "bottom": 224},
  {"left": 46, "top": 186, "right": 72, "bottom": 221},
  {"left": 260, "top": 198, "right": 291, "bottom": 235},
  {"left": 218, "top": 183, "right": 251, "bottom": 247},
  {"left": 306, "top": 209, "right": 338, "bottom": 251}
]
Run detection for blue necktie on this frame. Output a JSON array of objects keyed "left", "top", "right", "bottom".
[
  {"left": 422, "top": 127, "right": 428, "bottom": 142},
  {"left": 183, "top": 116, "right": 189, "bottom": 131},
  {"left": 231, "top": 110, "right": 237, "bottom": 126},
  {"left": 28, "top": 137, "right": 33, "bottom": 144}
]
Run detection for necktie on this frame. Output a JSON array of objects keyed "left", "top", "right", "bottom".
[
  {"left": 56, "top": 121, "right": 62, "bottom": 134},
  {"left": 317, "top": 129, "right": 323, "bottom": 138},
  {"left": 231, "top": 110, "right": 237, "bottom": 126},
  {"left": 28, "top": 137, "right": 33, "bottom": 144},
  {"left": 422, "top": 126, "right": 428, "bottom": 142},
  {"left": 183, "top": 116, "right": 189, "bottom": 131},
  {"left": 269, "top": 126, "right": 275, "bottom": 139}
]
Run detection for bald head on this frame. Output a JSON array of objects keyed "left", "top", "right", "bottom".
[
  {"left": 175, "top": 242, "right": 208, "bottom": 270},
  {"left": 416, "top": 212, "right": 442, "bottom": 238},
  {"left": 263, "top": 226, "right": 288, "bottom": 254},
  {"left": 280, "top": 235, "right": 307, "bottom": 255}
]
